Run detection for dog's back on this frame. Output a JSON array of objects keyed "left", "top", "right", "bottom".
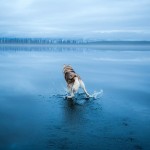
[{"left": 63, "top": 65, "right": 80, "bottom": 84}]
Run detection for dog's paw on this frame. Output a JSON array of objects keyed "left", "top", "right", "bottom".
[
  {"left": 86, "top": 94, "right": 94, "bottom": 100},
  {"left": 67, "top": 96, "right": 74, "bottom": 99},
  {"left": 86, "top": 94, "right": 91, "bottom": 98}
]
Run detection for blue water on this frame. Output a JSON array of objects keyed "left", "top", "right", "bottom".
[{"left": 0, "top": 44, "right": 150, "bottom": 150}]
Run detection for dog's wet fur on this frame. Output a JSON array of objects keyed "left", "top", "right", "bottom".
[{"left": 63, "top": 64, "right": 90, "bottom": 98}]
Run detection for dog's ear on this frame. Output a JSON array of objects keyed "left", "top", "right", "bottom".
[{"left": 63, "top": 64, "right": 66, "bottom": 68}]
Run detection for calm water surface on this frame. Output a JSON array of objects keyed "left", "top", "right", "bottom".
[{"left": 0, "top": 44, "right": 150, "bottom": 150}]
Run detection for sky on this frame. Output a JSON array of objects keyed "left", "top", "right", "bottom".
[{"left": 0, "top": 0, "right": 150, "bottom": 40}]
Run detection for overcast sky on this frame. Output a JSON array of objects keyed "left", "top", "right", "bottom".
[{"left": 0, "top": 0, "right": 150, "bottom": 40}]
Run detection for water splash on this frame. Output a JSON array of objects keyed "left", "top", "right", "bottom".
[
  {"left": 63, "top": 89, "right": 103, "bottom": 100},
  {"left": 90, "top": 90, "right": 103, "bottom": 99}
]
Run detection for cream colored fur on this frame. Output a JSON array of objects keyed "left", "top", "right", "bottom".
[{"left": 67, "top": 77, "right": 90, "bottom": 98}]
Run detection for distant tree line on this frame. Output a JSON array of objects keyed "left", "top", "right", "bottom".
[
  {"left": 0, "top": 38, "right": 86, "bottom": 44},
  {"left": 0, "top": 37, "right": 150, "bottom": 45}
]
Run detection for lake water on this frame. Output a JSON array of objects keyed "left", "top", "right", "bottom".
[{"left": 0, "top": 44, "right": 150, "bottom": 150}]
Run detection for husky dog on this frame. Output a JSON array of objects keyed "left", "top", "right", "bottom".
[{"left": 63, "top": 64, "right": 90, "bottom": 98}]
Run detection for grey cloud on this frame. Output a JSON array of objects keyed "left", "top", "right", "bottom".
[{"left": 0, "top": 0, "right": 150, "bottom": 39}]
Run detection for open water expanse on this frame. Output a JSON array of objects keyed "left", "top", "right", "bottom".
[{"left": 0, "top": 44, "right": 150, "bottom": 150}]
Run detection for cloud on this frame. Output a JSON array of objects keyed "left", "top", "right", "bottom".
[{"left": 0, "top": 0, "right": 150, "bottom": 39}]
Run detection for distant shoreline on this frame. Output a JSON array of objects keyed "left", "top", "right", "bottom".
[{"left": 0, "top": 37, "right": 150, "bottom": 45}]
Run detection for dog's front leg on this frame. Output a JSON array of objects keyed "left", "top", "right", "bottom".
[
  {"left": 67, "top": 90, "right": 74, "bottom": 98},
  {"left": 67, "top": 84, "right": 74, "bottom": 98},
  {"left": 67, "top": 84, "right": 72, "bottom": 93}
]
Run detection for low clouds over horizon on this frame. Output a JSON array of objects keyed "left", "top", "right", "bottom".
[{"left": 0, "top": 0, "right": 150, "bottom": 40}]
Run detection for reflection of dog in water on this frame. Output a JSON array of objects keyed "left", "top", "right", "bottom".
[{"left": 63, "top": 64, "right": 90, "bottom": 99}]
